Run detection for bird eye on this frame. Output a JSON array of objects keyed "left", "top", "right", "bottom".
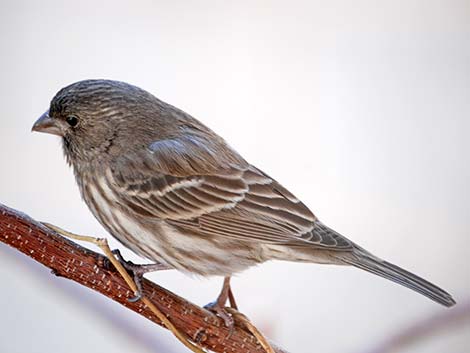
[{"left": 66, "top": 115, "right": 79, "bottom": 127}]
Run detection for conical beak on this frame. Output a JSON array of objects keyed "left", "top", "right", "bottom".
[{"left": 32, "top": 111, "right": 63, "bottom": 136}]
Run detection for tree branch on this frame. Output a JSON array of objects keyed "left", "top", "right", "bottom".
[{"left": 0, "top": 202, "right": 286, "bottom": 353}]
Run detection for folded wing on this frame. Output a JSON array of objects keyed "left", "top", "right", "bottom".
[{"left": 106, "top": 135, "right": 353, "bottom": 250}]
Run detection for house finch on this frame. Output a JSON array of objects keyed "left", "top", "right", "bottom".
[{"left": 32, "top": 79, "right": 455, "bottom": 325}]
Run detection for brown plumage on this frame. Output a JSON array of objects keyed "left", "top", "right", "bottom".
[{"left": 32, "top": 79, "right": 455, "bottom": 315}]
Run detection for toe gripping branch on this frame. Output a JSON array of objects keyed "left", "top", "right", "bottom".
[{"left": 109, "top": 249, "right": 170, "bottom": 302}]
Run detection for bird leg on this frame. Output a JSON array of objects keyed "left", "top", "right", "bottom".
[
  {"left": 228, "top": 283, "right": 238, "bottom": 310},
  {"left": 204, "top": 276, "right": 236, "bottom": 330},
  {"left": 110, "top": 249, "right": 171, "bottom": 302},
  {"left": 207, "top": 279, "right": 275, "bottom": 352},
  {"left": 204, "top": 278, "right": 275, "bottom": 353}
]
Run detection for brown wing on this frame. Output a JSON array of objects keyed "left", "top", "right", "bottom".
[{"left": 106, "top": 136, "right": 352, "bottom": 249}]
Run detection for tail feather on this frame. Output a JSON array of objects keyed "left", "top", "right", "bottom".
[{"left": 341, "top": 251, "right": 456, "bottom": 307}]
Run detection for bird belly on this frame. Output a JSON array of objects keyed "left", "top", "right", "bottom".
[{"left": 155, "top": 222, "right": 267, "bottom": 276}]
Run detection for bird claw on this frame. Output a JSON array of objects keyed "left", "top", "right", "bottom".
[
  {"left": 110, "top": 249, "right": 170, "bottom": 303},
  {"left": 108, "top": 249, "right": 144, "bottom": 302},
  {"left": 204, "top": 301, "right": 235, "bottom": 336},
  {"left": 128, "top": 291, "right": 143, "bottom": 303}
]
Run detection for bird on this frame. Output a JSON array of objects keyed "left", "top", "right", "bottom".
[{"left": 32, "top": 79, "right": 455, "bottom": 326}]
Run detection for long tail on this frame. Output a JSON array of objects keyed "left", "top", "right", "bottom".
[{"left": 341, "top": 249, "right": 456, "bottom": 307}]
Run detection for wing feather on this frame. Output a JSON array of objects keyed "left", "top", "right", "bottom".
[{"left": 107, "top": 137, "right": 353, "bottom": 250}]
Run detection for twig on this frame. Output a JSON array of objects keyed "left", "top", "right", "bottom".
[{"left": 0, "top": 202, "right": 287, "bottom": 353}]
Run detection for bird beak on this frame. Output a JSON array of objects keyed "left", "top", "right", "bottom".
[{"left": 32, "top": 111, "right": 63, "bottom": 136}]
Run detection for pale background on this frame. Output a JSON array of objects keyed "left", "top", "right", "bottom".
[{"left": 0, "top": 1, "right": 469, "bottom": 352}]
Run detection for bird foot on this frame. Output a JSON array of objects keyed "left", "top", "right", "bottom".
[
  {"left": 110, "top": 249, "right": 170, "bottom": 302},
  {"left": 204, "top": 301, "right": 235, "bottom": 335}
]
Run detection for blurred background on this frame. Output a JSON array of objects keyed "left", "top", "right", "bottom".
[{"left": 0, "top": 1, "right": 469, "bottom": 352}]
